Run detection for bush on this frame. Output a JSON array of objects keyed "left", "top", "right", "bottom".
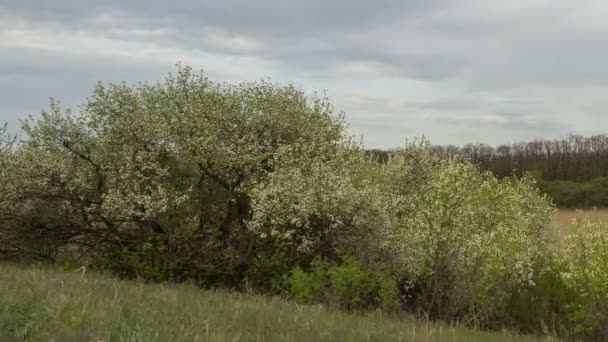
[
  {"left": 284, "top": 257, "right": 329, "bottom": 305},
  {"left": 285, "top": 257, "right": 400, "bottom": 312},
  {"left": 246, "top": 143, "right": 392, "bottom": 280},
  {"left": 0, "top": 65, "right": 349, "bottom": 290},
  {"left": 501, "top": 253, "right": 573, "bottom": 335},
  {"left": 384, "top": 155, "right": 556, "bottom": 326},
  {"left": 504, "top": 215, "right": 608, "bottom": 340},
  {"left": 556, "top": 217, "right": 608, "bottom": 338},
  {"left": 539, "top": 177, "right": 608, "bottom": 207}
]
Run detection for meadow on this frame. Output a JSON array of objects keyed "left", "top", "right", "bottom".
[
  {"left": 0, "top": 263, "right": 546, "bottom": 342},
  {"left": 1, "top": 208, "right": 599, "bottom": 341}
]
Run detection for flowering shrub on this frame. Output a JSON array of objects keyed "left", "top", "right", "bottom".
[
  {"left": 384, "top": 153, "right": 555, "bottom": 324},
  {"left": 0, "top": 65, "right": 348, "bottom": 288},
  {"left": 506, "top": 215, "right": 608, "bottom": 339},
  {"left": 247, "top": 142, "right": 390, "bottom": 273},
  {"left": 554, "top": 216, "right": 608, "bottom": 338}
]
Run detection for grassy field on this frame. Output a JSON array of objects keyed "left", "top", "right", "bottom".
[
  {"left": 0, "top": 263, "right": 551, "bottom": 342},
  {"left": 1, "top": 210, "right": 600, "bottom": 342}
]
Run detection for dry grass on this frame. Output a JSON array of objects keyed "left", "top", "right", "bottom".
[
  {"left": 0, "top": 263, "right": 550, "bottom": 342},
  {"left": 555, "top": 208, "right": 608, "bottom": 234}
]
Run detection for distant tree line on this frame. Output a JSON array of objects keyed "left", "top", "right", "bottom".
[
  {"left": 432, "top": 134, "right": 608, "bottom": 181},
  {"left": 370, "top": 135, "right": 608, "bottom": 207}
]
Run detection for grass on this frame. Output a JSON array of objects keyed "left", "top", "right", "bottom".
[
  {"left": 555, "top": 208, "right": 608, "bottom": 233},
  {"left": 0, "top": 263, "right": 550, "bottom": 342}
]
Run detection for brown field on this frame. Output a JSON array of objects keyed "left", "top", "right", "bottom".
[{"left": 555, "top": 208, "right": 608, "bottom": 233}]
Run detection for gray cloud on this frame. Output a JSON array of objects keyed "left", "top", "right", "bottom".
[
  {"left": 1, "top": 0, "right": 608, "bottom": 147},
  {"left": 0, "top": 0, "right": 463, "bottom": 81},
  {"left": 1, "top": 0, "right": 439, "bottom": 33}
]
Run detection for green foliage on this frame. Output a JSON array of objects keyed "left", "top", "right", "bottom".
[
  {"left": 384, "top": 156, "right": 556, "bottom": 325},
  {"left": 247, "top": 143, "right": 390, "bottom": 275},
  {"left": 285, "top": 257, "right": 400, "bottom": 312},
  {"left": 327, "top": 257, "right": 400, "bottom": 312},
  {"left": 99, "top": 243, "right": 174, "bottom": 282},
  {"left": 555, "top": 217, "right": 608, "bottom": 338},
  {"left": 284, "top": 258, "right": 329, "bottom": 305},
  {"left": 376, "top": 271, "right": 401, "bottom": 312},
  {"left": 501, "top": 254, "right": 573, "bottom": 335},
  {"left": 502, "top": 216, "right": 608, "bottom": 340},
  {"left": 539, "top": 177, "right": 608, "bottom": 207},
  {"left": 0, "top": 65, "right": 351, "bottom": 289}
]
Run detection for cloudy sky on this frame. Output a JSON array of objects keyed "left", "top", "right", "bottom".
[{"left": 2, "top": 0, "right": 608, "bottom": 148}]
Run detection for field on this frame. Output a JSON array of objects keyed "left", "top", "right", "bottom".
[
  {"left": 555, "top": 208, "right": 608, "bottom": 233},
  {"left": 0, "top": 263, "right": 548, "bottom": 342}
]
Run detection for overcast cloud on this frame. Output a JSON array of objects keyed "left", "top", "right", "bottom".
[{"left": 1, "top": 0, "right": 608, "bottom": 148}]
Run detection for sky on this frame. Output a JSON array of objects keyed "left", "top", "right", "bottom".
[{"left": 2, "top": 0, "right": 608, "bottom": 148}]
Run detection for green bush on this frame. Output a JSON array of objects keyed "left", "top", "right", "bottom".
[
  {"left": 504, "top": 216, "right": 608, "bottom": 340},
  {"left": 556, "top": 217, "right": 608, "bottom": 338},
  {"left": 284, "top": 258, "right": 329, "bottom": 305},
  {"left": 501, "top": 254, "right": 573, "bottom": 335},
  {"left": 0, "top": 65, "right": 350, "bottom": 289},
  {"left": 285, "top": 257, "right": 400, "bottom": 312},
  {"left": 539, "top": 177, "right": 608, "bottom": 207},
  {"left": 384, "top": 156, "right": 556, "bottom": 326}
]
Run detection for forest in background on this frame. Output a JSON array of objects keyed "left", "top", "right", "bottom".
[{"left": 370, "top": 134, "right": 608, "bottom": 207}]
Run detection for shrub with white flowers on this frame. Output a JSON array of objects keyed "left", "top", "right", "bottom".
[
  {"left": 553, "top": 216, "right": 608, "bottom": 338},
  {"left": 247, "top": 142, "right": 390, "bottom": 269},
  {"left": 0, "top": 65, "right": 349, "bottom": 286},
  {"left": 383, "top": 150, "right": 555, "bottom": 324}
]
